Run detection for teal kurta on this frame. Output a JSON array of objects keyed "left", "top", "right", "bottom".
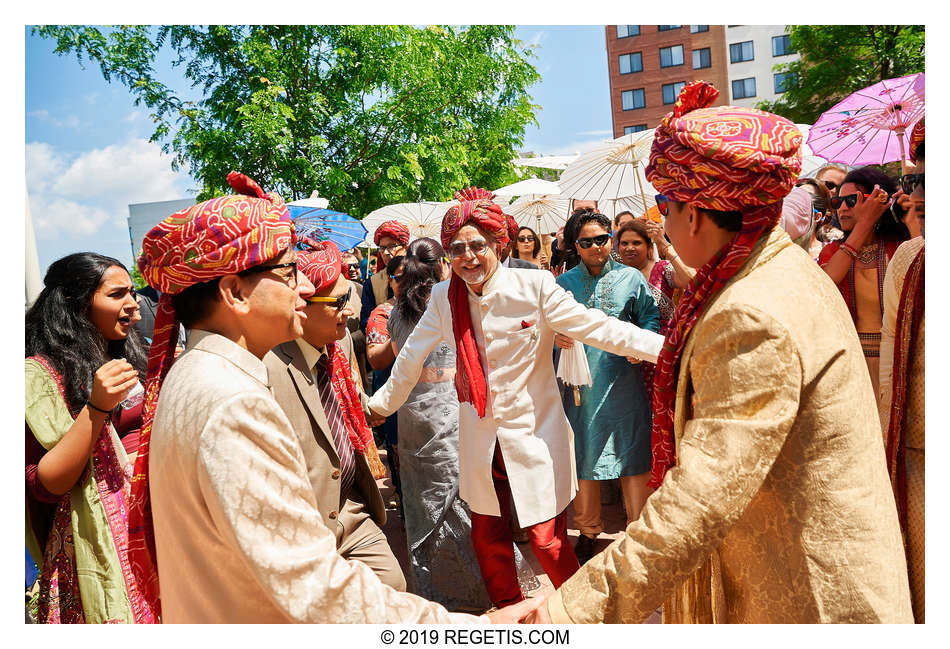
[{"left": 557, "top": 259, "right": 660, "bottom": 480}]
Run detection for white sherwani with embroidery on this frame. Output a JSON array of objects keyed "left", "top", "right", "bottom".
[{"left": 369, "top": 266, "right": 665, "bottom": 527}]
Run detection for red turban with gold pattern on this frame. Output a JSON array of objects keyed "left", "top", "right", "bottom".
[
  {"left": 909, "top": 118, "right": 924, "bottom": 163},
  {"left": 441, "top": 187, "right": 510, "bottom": 250},
  {"left": 129, "top": 172, "right": 295, "bottom": 621},
  {"left": 298, "top": 238, "right": 342, "bottom": 291}
]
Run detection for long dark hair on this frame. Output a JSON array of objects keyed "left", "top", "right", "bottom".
[
  {"left": 842, "top": 167, "right": 910, "bottom": 242},
  {"left": 512, "top": 226, "right": 540, "bottom": 259},
  {"left": 26, "top": 252, "right": 148, "bottom": 413},
  {"left": 396, "top": 238, "right": 445, "bottom": 326}
]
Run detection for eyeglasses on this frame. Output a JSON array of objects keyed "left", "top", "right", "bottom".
[
  {"left": 517, "top": 235, "right": 536, "bottom": 243},
  {"left": 654, "top": 193, "right": 673, "bottom": 217},
  {"left": 239, "top": 261, "right": 298, "bottom": 288},
  {"left": 378, "top": 243, "right": 405, "bottom": 254},
  {"left": 829, "top": 193, "right": 871, "bottom": 209},
  {"left": 306, "top": 285, "right": 352, "bottom": 310},
  {"left": 900, "top": 173, "right": 924, "bottom": 194},
  {"left": 345, "top": 263, "right": 360, "bottom": 272},
  {"left": 448, "top": 239, "right": 490, "bottom": 259},
  {"left": 822, "top": 180, "right": 839, "bottom": 191},
  {"left": 575, "top": 234, "right": 611, "bottom": 249}
]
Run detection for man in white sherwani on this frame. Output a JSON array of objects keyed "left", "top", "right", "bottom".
[{"left": 368, "top": 187, "right": 665, "bottom": 607}]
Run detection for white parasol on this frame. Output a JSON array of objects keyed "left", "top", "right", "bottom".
[
  {"left": 557, "top": 130, "right": 659, "bottom": 216},
  {"left": 288, "top": 189, "right": 330, "bottom": 210},
  {"left": 493, "top": 178, "right": 561, "bottom": 197},
  {"left": 360, "top": 200, "right": 455, "bottom": 245},
  {"left": 506, "top": 194, "right": 571, "bottom": 235},
  {"left": 512, "top": 154, "right": 579, "bottom": 171},
  {"left": 795, "top": 123, "right": 836, "bottom": 177},
  {"left": 556, "top": 342, "right": 592, "bottom": 406}
]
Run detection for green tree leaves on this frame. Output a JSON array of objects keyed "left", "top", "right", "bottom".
[
  {"left": 34, "top": 25, "right": 540, "bottom": 217},
  {"left": 757, "top": 25, "right": 925, "bottom": 125}
]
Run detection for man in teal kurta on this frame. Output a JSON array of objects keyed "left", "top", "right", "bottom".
[{"left": 554, "top": 209, "right": 660, "bottom": 564}]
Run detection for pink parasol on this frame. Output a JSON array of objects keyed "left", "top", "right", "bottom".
[{"left": 806, "top": 73, "right": 924, "bottom": 167}]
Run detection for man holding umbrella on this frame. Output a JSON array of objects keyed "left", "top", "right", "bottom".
[{"left": 368, "top": 187, "right": 664, "bottom": 608}]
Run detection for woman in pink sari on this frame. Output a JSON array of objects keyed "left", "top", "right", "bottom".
[{"left": 25, "top": 253, "right": 155, "bottom": 623}]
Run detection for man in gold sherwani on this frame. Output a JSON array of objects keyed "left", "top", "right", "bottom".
[{"left": 524, "top": 82, "right": 912, "bottom": 624}]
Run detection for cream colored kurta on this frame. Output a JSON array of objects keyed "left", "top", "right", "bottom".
[
  {"left": 148, "top": 330, "right": 478, "bottom": 623},
  {"left": 548, "top": 229, "right": 912, "bottom": 623},
  {"left": 879, "top": 235, "right": 925, "bottom": 622},
  {"left": 369, "top": 265, "right": 664, "bottom": 527}
]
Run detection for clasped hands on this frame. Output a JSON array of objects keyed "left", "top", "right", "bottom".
[{"left": 484, "top": 596, "right": 551, "bottom": 624}]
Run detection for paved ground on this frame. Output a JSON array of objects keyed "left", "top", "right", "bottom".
[{"left": 375, "top": 449, "right": 660, "bottom": 622}]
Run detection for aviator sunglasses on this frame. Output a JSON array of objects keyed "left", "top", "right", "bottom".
[
  {"left": 575, "top": 234, "right": 611, "bottom": 249},
  {"left": 306, "top": 285, "right": 352, "bottom": 310}
]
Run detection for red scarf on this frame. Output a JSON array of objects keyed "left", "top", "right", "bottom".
[
  {"left": 644, "top": 81, "right": 802, "bottom": 488},
  {"left": 884, "top": 246, "right": 924, "bottom": 535},
  {"left": 326, "top": 341, "right": 374, "bottom": 452},
  {"left": 448, "top": 274, "right": 489, "bottom": 417}
]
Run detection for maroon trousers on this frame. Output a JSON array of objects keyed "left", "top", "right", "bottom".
[{"left": 469, "top": 444, "right": 581, "bottom": 607}]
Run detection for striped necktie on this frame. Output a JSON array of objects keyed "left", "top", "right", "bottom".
[{"left": 314, "top": 354, "right": 356, "bottom": 503}]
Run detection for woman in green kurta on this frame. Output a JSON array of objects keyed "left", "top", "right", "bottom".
[
  {"left": 25, "top": 252, "right": 155, "bottom": 623},
  {"left": 555, "top": 210, "right": 660, "bottom": 562}
]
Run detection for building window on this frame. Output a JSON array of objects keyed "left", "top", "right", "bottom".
[
  {"left": 692, "top": 47, "right": 711, "bottom": 69},
  {"left": 657, "top": 25, "right": 682, "bottom": 31},
  {"left": 732, "top": 77, "right": 756, "bottom": 99},
  {"left": 619, "top": 52, "right": 643, "bottom": 74},
  {"left": 617, "top": 25, "right": 639, "bottom": 39},
  {"left": 624, "top": 124, "right": 648, "bottom": 134},
  {"left": 662, "top": 82, "right": 687, "bottom": 105},
  {"left": 660, "top": 45, "right": 684, "bottom": 68},
  {"left": 729, "top": 40, "right": 754, "bottom": 63},
  {"left": 774, "top": 72, "right": 796, "bottom": 93},
  {"left": 690, "top": 25, "right": 709, "bottom": 33},
  {"left": 772, "top": 34, "right": 794, "bottom": 56},
  {"left": 621, "top": 88, "right": 646, "bottom": 111}
]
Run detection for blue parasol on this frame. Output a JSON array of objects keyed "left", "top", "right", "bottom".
[{"left": 288, "top": 205, "right": 368, "bottom": 252}]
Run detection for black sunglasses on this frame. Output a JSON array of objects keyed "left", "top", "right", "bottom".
[
  {"left": 306, "top": 285, "right": 352, "bottom": 310},
  {"left": 829, "top": 193, "right": 871, "bottom": 210},
  {"left": 239, "top": 261, "right": 298, "bottom": 286},
  {"left": 517, "top": 235, "right": 536, "bottom": 243},
  {"left": 822, "top": 180, "right": 839, "bottom": 191},
  {"left": 900, "top": 173, "right": 924, "bottom": 194},
  {"left": 576, "top": 234, "right": 611, "bottom": 249}
]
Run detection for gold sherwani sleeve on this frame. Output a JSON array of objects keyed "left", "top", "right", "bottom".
[
  {"left": 556, "top": 306, "right": 802, "bottom": 623},
  {"left": 195, "top": 390, "right": 475, "bottom": 623}
]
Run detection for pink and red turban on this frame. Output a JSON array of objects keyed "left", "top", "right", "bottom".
[
  {"left": 909, "top": 118, "right": 924, "bottom": 163},
  {"left": 441, "top": 186, "right": 511, "bottom": 251},
  {"left": 129, "top": 171, "right": 295, "bottom": 620},
  {"left": 373, "top": 220, "right": 410, "bottom": 247},
  {"left": 506, "top": 215, "right": 519, "bottom": 245},
  {"left": 644, "top": 82, "right": 803, "bottom": 489},
  {"left": 298, "top": 237, "right": 342, "bottom": 291}
]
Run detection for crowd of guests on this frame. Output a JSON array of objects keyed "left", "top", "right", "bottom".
[{"left": 25, "top": 83, "right": 923, "bottom": 624}]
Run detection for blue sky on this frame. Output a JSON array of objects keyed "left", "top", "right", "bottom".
[{"left": 25, "top": 25, "right": 613, "bottom": 275}]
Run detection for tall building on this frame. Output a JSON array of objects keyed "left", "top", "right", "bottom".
[{"left": 606, "top": 25, "right": 799, "bottom": 137}]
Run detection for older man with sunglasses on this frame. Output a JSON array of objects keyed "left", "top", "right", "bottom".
[
  {"left": 523, "top": 82, "right": 911, "bottom": 624},
  {"left": 368, "top": 187, "right": 665, "bottom": 609}
]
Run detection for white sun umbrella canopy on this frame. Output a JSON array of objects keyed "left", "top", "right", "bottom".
[
  {"left": 492, "top": 178, "right": 561, "bottom": 198},
  {"left": 507, "top": 194, "right": 572, "bottom": 235},
  {"left": 556, "top": 342, "right": 592, "bottom": 406},
  {"left": 795, "top": 123, "right": 837, "bottom": 178},
  {"left": 361, "top": 200, "right": 455, "bottom": 246},
  {"left": 558, "top": 130, "right": 660, "bottom": 217}
]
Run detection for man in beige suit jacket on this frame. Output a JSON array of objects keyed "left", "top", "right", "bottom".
[{"left": 264, "top": 246, "right": 404, "bottom": 590}]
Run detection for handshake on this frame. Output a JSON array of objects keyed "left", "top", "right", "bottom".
[{"left": 484, "top": 596, "right": 551, "bottom": 624}]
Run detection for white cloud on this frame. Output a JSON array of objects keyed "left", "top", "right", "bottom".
[
  {"left": 524, "top": 137, "right": 608, "bottom": 157},
  {"left": 26, "top": 139, "right": 192, "bottom": 240},
  {"left": 577, "top": 129, "right": 612, "bottom": 137},
  {"left": 528, "top": 31, "right": 544, "bottom": 48},
  {"left": 28, "top": 109, "right": 81, "bottom": 129},
  {"left": 124, "top": 111, "right": 142, "bottom": 122}
]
